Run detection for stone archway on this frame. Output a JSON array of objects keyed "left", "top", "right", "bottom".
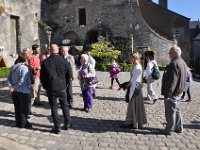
[
  {"left": 84, "top": 30, "right": 99, "bottom": 44},
  {"left": 63, "top": 31, "right": 81, "bottom": 46}
]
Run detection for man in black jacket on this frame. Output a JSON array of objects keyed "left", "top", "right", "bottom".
[{"left": 40, "top": 44, "right": 72, "bottom": 134}]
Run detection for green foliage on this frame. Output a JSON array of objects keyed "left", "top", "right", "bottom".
[
  {"left": 95, "top": 61, "right": 112, "bottom": 71},
  {"left": 92, "top": 41, "right": 121, "bottom": 61},
  {"left": 0, "top": 67, "right": 10, "bottom": 78},
  {"left": 119, "top": 63, "right": 133, "bottom": 72},
  {"left": 91, "top": 41, "right": 121, "bottom": 71}
]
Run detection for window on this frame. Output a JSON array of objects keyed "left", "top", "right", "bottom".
[
  {"left": 10, "top": 15, "right": 20, "bottom": 53},
  {"left": 79, "top": 8, "right": 86, "bottom": 26}
]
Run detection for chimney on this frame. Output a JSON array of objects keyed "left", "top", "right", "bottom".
[{"left": 159, "top": 0, "right": 168, "bottom": 9}]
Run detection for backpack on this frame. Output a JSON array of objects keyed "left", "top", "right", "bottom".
[{"left": 151, "top": 62, "right": 160, "bottom": 80}]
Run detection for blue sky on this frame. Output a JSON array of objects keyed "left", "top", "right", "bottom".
[{"left": 152, "top": 0, "right": 200, "bottom": 21}]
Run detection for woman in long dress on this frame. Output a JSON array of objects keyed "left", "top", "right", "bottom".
[{"left": 121, "top": 52, "right": 147, "bottom": 129}]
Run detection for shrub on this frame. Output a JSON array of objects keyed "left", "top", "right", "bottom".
[
  {"left": 0, "top": 67, "right": 10, "bottom": 78},
  {"left": 119, "top": 63, "right": 133, "bottom": 72},
  {"left": 91, "top": 41, "right": 121, "bottom": 71}
]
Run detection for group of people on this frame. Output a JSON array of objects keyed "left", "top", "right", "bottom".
[
  {"left": 7, "top": 42, "right": 191, "bottom": 135},
  {"left": 119, "top": 45, "right": 190, "bottom": 135},
  {"left": 7, "top": 44, "right": 84, "bottom": 134}
]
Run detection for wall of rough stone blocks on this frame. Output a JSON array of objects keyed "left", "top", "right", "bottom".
[
  {"left": 139, "top": 0, "right": 190, "bottom": 64},
  {"left": 0, "top": 0, "right": 41, "bottom": 67},
  {"left": 41, "top": 0, "right": 174, "bottom": 65}
]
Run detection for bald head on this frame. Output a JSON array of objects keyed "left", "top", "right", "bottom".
[
  {"left": 51, "top": 44, "right": 59, "bottom": 54},
  {"left": 169, "top": 45, "right": 182, "bottom": 60}
]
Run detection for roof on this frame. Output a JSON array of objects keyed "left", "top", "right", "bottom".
[
  {"left": 194, "top": 33, "right": 200, "bottom": 41},
  {"left": 190, "top": 21, "right": 200, "bottom": 29}
]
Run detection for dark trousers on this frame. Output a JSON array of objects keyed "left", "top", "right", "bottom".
[
  {"left": 66, "top": 80, "right": 73, "bottom": 105},
  {"left": 11, "top": 91, "right": 29, "bottom": 128},
  {"left": 181, "top": 87, "right": 191, "bottom": 100},
  {"left": 111, "top": 78, "right": 120, "bottom": 86},
  {"left": 47, "top": 89, "right": 71, "bottom": 130}
]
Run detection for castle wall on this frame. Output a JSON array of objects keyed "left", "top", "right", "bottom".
[
  {"left": 41, "top": 0, "right": 175, "bottom": 65},
  {"left": 139, "top": 0, "right": 190, "bottom": 64}
]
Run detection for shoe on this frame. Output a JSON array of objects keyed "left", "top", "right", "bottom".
[
  {"left": 119, "top": 124, "right": 133, "bottom": 129},
  {"left": 186, "top": 99, "right": 192, "bottom": 102},
  {"left": 62, "top": 123, "right": 72, "bottom": 130},
  {"left": 175, "top": 130, "right": 183, "bottom": 134},
  {"left": 25, "top": 122, "right": 33, "bottom": 129},
  {"left": 92, "top": 93, "right": 96, "bottom": 97},
  {"left": 27, "top": 115, "right": 31, "bottom": 119},
  {"left": 68, "top": 103, "right": 73, "bottom": 109},
  {"left": 158, "top": 129, "right": 171, "bottom": 135},
  {"left": 153, "top": 99, "right": 157, "bottom": 104},
  {"left": 50, "top": 128, "right": 60, "bottom": 134},
  {"left": 29, "top": 111, "right": 33, "bottom": 115},
  {"left": 33, "top": 102, "right": 43, "bottom": 106},
  {"left": 85, "top": 108, "right": 92, "bottom": 113},
  {"left": 109, "top": 86, "right": 113, "bottom": 89}
]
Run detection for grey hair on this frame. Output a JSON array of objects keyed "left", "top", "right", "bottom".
[
  {"left": 171, "top": 45, "right": 182, "bottom": 57},
  {"left": 81, "top": 54, "right": 89, "bottom": 62},
  {"left": 61, "top": 46, "right": 70, "bottom": 51}
]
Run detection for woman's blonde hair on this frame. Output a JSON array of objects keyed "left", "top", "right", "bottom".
[{"left": 130, "top": 52, "right": 140, "bottom": 60}]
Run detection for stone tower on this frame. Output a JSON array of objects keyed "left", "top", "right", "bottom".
[{"left": 159, "top": 0, "right": 168, "bottom": 8}]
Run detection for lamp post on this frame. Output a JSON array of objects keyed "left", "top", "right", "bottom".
[{"left": 130, "top": 23, "right": 140, "bottom": 53}]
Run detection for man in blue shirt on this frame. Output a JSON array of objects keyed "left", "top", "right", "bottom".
[{"left": 7, "top": 54, "right": 32, "bottom": 128}]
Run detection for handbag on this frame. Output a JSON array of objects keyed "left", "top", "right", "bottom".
[
  {"left": 133, "top": 82, "right": 143, "bottom": 96},
  {"left": 87, "top": 76, "right": 99, "bottom": 85}
]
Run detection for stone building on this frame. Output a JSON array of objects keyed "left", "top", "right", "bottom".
[
  {"left": 0, "top": 0, "right": 190, "bottom": 66},
  {"left": 41, "top": 0, "right": 190, "bottom": 65},
  {"left": 0, "top": 0, "right": 41, "bottom": 67},
  {"left": 190, "top": 21, "right": 200, "bottom": 67}
]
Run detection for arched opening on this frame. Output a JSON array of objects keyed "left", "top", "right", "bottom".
[
  {"left": 84, "top": 30, "right": 99, "bottom": 44},
  {"left": 63, "top": 31, "right": 81, "bottom": 46}
]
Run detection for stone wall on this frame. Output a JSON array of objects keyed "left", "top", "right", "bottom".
[
  {"left": 0, "top": 0, "right": 41, "bottom": 67},
  {"left": 41, "top": 0, "right": 175, "bottom": 65},
  {"left": 139, "top": 0, "right": 190, "bottom": 64}
]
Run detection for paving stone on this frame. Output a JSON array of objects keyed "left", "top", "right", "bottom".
[{"left": 0, "top": 71, "right": 199, "bottom": 150}]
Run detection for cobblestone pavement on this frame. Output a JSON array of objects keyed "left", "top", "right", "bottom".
[{"left": 0, "top": 71, "right": 200, "bottom": 150}]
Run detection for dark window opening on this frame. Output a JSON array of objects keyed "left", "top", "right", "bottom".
[
  {"left": 79, "top": 8, "right": 86, "bottom": 26},
  {"left": 10, "top": 15, "right": 20, "bottom": 54}
]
